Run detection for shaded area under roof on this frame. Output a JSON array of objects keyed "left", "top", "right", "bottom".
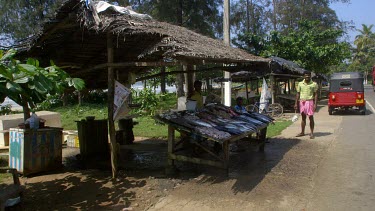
[{"left": 17, "top": 0, "right": 270, "bottom": 89}]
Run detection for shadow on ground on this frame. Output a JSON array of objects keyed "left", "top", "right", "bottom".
[
  {"left": 190, "top": 137, "right": 301, "bottom": 194},
  {"left": 18, "top": 135, "right": 301, "bottom": 210},
  {"left": 23, "top": 170, "right": 144, "bottom": 210}
]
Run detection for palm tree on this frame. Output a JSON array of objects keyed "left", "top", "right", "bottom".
[
  {"left": 354, "top": 24, "right": 375, "bottom": 51},
  {"left": 353, "top": 24, "right": 375, "bottom": 83}
]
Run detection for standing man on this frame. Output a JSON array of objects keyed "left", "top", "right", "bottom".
[{"left": 294, "top": 71, "right": 318, "bottom": 139}]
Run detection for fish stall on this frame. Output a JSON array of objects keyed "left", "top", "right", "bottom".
[{"left": 154, "top": 104, "right": 273, "bottom": 172}]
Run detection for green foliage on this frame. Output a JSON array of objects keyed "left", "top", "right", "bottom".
[
  {"left": 0, "top": 104, "right": 12, "bottom": 115},
  {"left": 126, "top": 0, "right": 223, "bottom": 38},
  {"left": 348, "top": 24, "right": 375, "bottom": 75},
  {"left": 0, "top": 0, "right": 65, "bottom": 46},
  {"left": 235, "top": 20, "right": 351, "bottom": 74},
  {"left": 132, "top": 88, "right": 159, "bottom": 115},
  {"left": 0, "top": 49, "right": 85, "bottom": 119}
]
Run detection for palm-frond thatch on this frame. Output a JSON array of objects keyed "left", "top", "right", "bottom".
[{"left": 18, "top": 0, "right": 270, "bottom": 88}]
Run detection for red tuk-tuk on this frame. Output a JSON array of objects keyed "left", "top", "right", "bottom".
[{"left": 328, "top": 72, "right": 366, "bottom": 115}]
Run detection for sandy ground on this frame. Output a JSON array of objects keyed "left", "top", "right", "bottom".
[{"left": 1, "top": 100, "right": 343, "bottom": 211}]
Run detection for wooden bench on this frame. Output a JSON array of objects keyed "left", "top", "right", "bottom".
[{"left": 0, "top": 168, "right": 24, "bottom": 211}]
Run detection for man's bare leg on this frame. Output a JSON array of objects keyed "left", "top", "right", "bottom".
[{"left": 309, "top": 115, "right": 315, "bottom": 139}]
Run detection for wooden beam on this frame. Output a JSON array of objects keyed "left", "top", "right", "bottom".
[
  {"left": 169, "top": 154, "right": 225, "bottom": 168},
  {"left": 135, "top": 65, "right": 239, "bottom": 82},
  {"left": 107, "top": 33, "right": 118, "bottom": 178},
  {"left": 168, "top": 125, "right": 175, "bottom": 167},
  {"left": 78, "top": 61, "right": 247, "bottom": 77},
  {"left": 93, "top": 61, "right": 181, "bottom": 70}
]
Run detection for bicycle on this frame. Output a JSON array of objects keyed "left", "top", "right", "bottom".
[{"left": 246, "top": 101, "right": 283, "bottom": 118}]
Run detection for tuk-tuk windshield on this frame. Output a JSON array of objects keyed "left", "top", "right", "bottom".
[{"left": 329, "top": 79, "right": 364, "bottom": 92}]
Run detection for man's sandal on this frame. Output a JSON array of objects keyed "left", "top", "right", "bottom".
[{"left": 296, "top": 133, "right": 305, "bottom": 137}]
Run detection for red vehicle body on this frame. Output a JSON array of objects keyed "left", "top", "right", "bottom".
[{"left": 328, "top": 72, "right": 366, "bottom": 115}]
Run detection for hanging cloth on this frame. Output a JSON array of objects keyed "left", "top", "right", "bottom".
[{"left": 259, "top": 78, "right": 270, "bottom": 113}]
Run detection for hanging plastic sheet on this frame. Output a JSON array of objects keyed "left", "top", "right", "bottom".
[
  {"left": 259, "top": 78, "right": 271, "bottom": 113},
  {"left": 114, "top": 80, "right": 131, "bottom": 121}
]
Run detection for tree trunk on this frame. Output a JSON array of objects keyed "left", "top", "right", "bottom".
[
  {"left": 205, "top": 78, "right": 211, "bottom": 92},
  {"left": 62, "top": 90, "right": 69, "bottom": 106},
  {"left": 78, "top": 91, "right": 82, "bottom": 106},
  {"left": 107, "top": 33, "right": 118, "bottom": 178},
  {"left": 246, "top": 0, "right": 250, "bottom": 33},
  {"left": 272, "top": 0, "right": 278, "bottom": 30},
  {"left": 176, "top": 0, "right": 185, "bottom": 97},
  {"left": 21, "top": 95, "right": 30, "bottom": 121},
  {"left": 176, "top": 72, "right": 185, "bottom": 97},
  {"left": 160, "top": 66, "right": 166, "bottom": 94}
]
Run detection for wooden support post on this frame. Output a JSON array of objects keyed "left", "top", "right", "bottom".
[
  {"left": 223, "top": 141, "right": 229, "bottom": 170},
  {"left": 168, "top": 125, "right": 175, "bottom": 167},
  {"left": 270, "top": 75, "right": 275, "bottom": 104},
  {"left": 184, "top": 65, "right": 194, "bottom": 96},
  {"left": 245, "top": 81, "right": 249, "bottom": 104},
  {"left": 107, "top": 33, "right": 117, "bottom": 178}
]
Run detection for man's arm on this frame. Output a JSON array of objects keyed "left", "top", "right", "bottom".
[
  {"left": 313, "top": 83, "right": 319, "bottom": 111},
  {"left": 294, "top": 92, "right": 300, "bottom": 110},
  {"left": 313, "top": 91, "right": 318, "bottom": 111}
]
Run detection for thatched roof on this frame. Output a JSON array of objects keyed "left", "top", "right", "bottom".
[
  {"left": 213, "top": 57, "right": 311, "bottom": 83},
  {"left": 270, "top": 56, "right": 307, "bottom": 76},
  {"left": 18, "top": 0, "right": 270, "bottom": 88}
]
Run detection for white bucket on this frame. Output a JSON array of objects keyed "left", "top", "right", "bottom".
[{"left": 186, "top": 100, "right": 197, "bottom": 111}]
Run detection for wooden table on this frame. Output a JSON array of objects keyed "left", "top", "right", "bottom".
[{"left": 156, "top": 116, "right": 268, "bottom": 173}]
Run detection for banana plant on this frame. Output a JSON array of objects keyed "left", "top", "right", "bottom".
[{"left": 0, "top": 49, "right": 85, "bottom": 120}]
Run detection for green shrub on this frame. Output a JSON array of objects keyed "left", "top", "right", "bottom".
[{"left": 132, "top": 88, "right": 158, "bottom": 115}]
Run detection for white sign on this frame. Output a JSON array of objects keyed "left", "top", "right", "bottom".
[{"left": 114, "top": 80, "right": 131, "bottom": 120}]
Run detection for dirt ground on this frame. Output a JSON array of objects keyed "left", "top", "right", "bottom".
[
  {"left": 2, "top": 135, "right": 274, "bottom": 211},
  {"left": 2, "top": 107, "right": 338, "bottom": 211}
]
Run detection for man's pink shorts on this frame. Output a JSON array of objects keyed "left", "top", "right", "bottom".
[{"left": 299, "top": 100, "right": 314, "bottom": 116}]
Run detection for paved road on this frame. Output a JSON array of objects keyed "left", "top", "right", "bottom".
[
  {"left": 306, "top": 85, "right": 375, "bottom": 211},
  {"left": 148, "top": 85, "right": 375, "bottom": 211}
]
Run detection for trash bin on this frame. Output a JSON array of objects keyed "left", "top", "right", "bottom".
[{"left": 76, "top": 119, "right": 109, "bottom": 160}]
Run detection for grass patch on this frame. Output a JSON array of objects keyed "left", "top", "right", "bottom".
[
  {"left": 51, "top": 103, "right": 108, "bottom": 130},
  {"left": 266, "top": 120, "right": 293, "bottom": 138},
  {"left": 49, "top": 99, "right": 292, "bottom": 138},
  {"left": 133, "top": 116, "right": 169, "bottom": 138}
]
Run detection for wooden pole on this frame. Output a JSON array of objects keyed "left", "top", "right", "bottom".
[
  {"left": 270, "top": 75, "right": 275, "bottom": 104},
  {"left": 107, "top": 33, "right": 117, "bottom": 178},
  {"left": 223, "top": 0, "right": 231, "bottom": 106},
  {"left": 185, "top": 65, "right": 195, "bottom": 96},
  {"left": 245, "top": 81, "right": 249, "bottom": 104}
]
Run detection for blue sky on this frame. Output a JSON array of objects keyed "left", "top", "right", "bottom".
[{"left": 331, "top": 0, "right": 375, "bottom": 44}]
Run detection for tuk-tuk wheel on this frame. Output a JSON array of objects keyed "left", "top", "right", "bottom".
[
  {"left": 360, "top": 106, "right": 366, "bottom": 115},
  {"left": 328, "top": 107, "right": 333, "bottom": 115}
]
